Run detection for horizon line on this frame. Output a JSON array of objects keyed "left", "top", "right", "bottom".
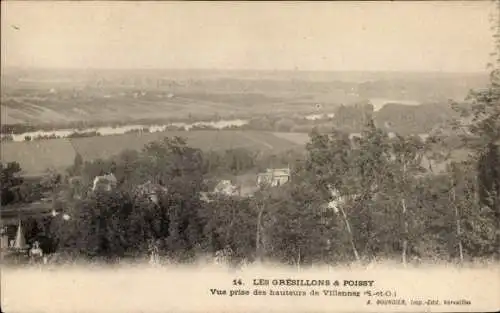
[{"left": 2, "top": 66, "right": 490, "bottom": 75}]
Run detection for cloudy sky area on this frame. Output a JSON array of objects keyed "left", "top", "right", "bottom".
[{"left": 1, "top": 1, "right": 496, "bottom": 72}]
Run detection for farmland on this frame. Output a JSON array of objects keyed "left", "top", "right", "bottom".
[
  {"left": 68, "top": 130, "right": 303, "bottom": 161},
  {"left": 1, "top": 130, "right": 305, "bottom": 176},
  {"left": 1, "top": 128, "right": 467, "bottom": 178},
  {"left": 1, "top": 68, "right": 487, "bottom": 129}
]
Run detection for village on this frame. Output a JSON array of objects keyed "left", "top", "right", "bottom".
[{"left": 0, "top": 163, "right": 293, "bottom": 265}]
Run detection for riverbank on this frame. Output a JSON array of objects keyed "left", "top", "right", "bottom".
[{"left": 1, "top": 119, "right": 250, "bottom": 142}]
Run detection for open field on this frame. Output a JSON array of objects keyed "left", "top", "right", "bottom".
[
  {"left": 1, "top": 129, "right": 469, "bottom": 177},
  {"left": 1, "top": 69, "right": 488, "bottom": 127},
  {"left": 1, "top": 130, "right": 304, "bottom": 176},
  {"left": 1, "top": 91, "right": 323, "bottom": 126},
  {"left": 0, "top": 139, "right": 77, "bottom": 176},
  {"left": 2, "top": 262, "right": 499, "bottom": 313},
  {"left": 272, "top": 132, "right": 313, "bottom": 145}
]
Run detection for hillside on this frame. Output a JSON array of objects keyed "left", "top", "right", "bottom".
[
  {"left": 374, "top": 102, "right": 459, "bottom": 135},
  {"left": 1, "top": 68, "right": 487, "bottom": 127},
  {"left": 1, "top": 128, "right": 470, "bottom": 177},
  {"left": 0, "top": 139, "right": 77, "bottom": 176},
  {"left": 1, "top": 130, "right": 303, "bottom": 176}
]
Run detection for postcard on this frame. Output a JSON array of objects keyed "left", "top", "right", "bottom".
[{"left": 1, "top": 1, "right": 499, "bottom": 312}]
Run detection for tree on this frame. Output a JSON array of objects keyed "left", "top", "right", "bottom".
[
  {"left": 448, "top": 162, "right": 465, "bottom": 263},
  {"left": 200, "top": 195, "right": 256, "bottom": 263},
  {"left": 348, "top": 120, "right": 392, "bottom": 262},
  {"left": 67, "top": 153, "right": 84, "bottom": 177},
  {"left": 387, "top": 135, "right": 425, "bottom": 266},
  {"left": 60, "top": 190, "right": 134, "bottom": 262},
  {"left": 141, "top": 137, "right": 205, "bottom": 189},
  {"left": 452, "top": 0, "right": 500, "bottom": 260},
  {"left": 304, "top": 128, "right": 361, "bottom": 262},
  {"left": 252, "top": 183, "right": 329, "bottom": 267},
  {"left": 1, "top": 162, "right": 23, "bottom": 206},
  {"left": 223, "top": 148, "right": 255, "bottom": 175}
]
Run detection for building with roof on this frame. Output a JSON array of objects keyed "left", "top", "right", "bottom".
[
  {"left": 1, "top": 220, "right": 29, "bottom": 252},
  {"left": 92, "top": 173, "right": 117, "bottom": 191},
  {"left": 257, "top": 168, "right": 290, "bottom": 187},
  {"left": 213, "top": 180, "right": 239, "bottom": 196}
]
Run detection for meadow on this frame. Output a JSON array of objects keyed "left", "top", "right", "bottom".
[
  {"left": 1, "top": 129, "right": 463, "bottom": 177},
  {"left": 1, "top": 130, "right": 304, "bottom": 176}
]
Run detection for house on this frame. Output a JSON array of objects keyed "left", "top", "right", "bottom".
[
  {"left": 320, "top": 186, "right": 359, "bottom": 215},
  {"left": 134, "top": 181, "right": 168, "bottom": 205},
  {"left": 257, "top": 168, "right": 291, "bottom": 187},
  {"left": 201, "top": 174, "right": 259, "bottom": 201},
  {"left": 199, "top": 192, "right": 212, "bottom": 203},
  {"left": 92, "top": 173, "right": 117, "bottom": 191},
  {"left": 1, "top": 227, "right": 9, "bottom": 250},
  {"left": 213, "top": 180, "right": 239, "bottom": 196}
]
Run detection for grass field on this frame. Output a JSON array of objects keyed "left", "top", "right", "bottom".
[
  {"left": 2, "top": 261, "right": 499, "bottom": 313},
  {"left": 272, "top": 132, "right": 311, "bottom": 145},
  {"left": 70, "top": 130, "right": 302, "bottom": 161},
  {"left": 1, "top": 130, "right": 304, "bottom": 176},
  {"left": 0, "top": 138, "right": 77, "bottom": 176},
  {"left": 1, "top": 129, "right": 469, "bottom": 177},
  {"left": 0, "top": 87, "right": 340, "bottom": 126}
]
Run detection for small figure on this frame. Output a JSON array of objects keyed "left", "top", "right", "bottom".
[
  {"left": 148, "top": 239, "right": 160, "bottom": 266},
  {"left": 29, "top": 241, "right": 44, "bottom": 264},
  {"left": 214, "top": 245, "right": 234, "bottom": 266}
]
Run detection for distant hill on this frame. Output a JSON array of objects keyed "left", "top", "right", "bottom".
[
  {"left": 2, "top": 67, "right": 489, "bottom": 85},
  {"left": 1, "top": 67, "right": 488, "bottom": 129},
  {"left": 374, "top": 102, "right": 458, "bottom": 135}
]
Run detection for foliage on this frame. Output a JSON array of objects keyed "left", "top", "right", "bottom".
[{"left": 1, "top": 161, "right": 24, "bottom": 205}]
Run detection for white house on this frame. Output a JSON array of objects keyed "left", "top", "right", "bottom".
[
  {"left": 257, "top": 168, "right": 290, "bottom": 187},
  {"left": 213, "top": 180, "right": 239, "bottom": 196},
  {"left": 320, "top": 185, "right": 360, "bottom": 214},
  {"left": 92, "top": 173, "right": 117, "bottom": 192}
]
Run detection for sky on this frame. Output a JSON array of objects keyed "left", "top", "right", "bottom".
[{"left": 1, "top": 1, "right": 496, "bottom": 72}]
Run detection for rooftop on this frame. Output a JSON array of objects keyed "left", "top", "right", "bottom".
[{"left": 260, "top": 168, "right": 291, "bottom": 176}]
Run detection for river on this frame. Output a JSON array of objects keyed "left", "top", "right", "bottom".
[{"left": 1, "top": 119, "right": 250, "bottom": 142}]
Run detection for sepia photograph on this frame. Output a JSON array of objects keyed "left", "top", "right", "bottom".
[{"left": 1, "top": 1, "right": 499, "bottom": 312}]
